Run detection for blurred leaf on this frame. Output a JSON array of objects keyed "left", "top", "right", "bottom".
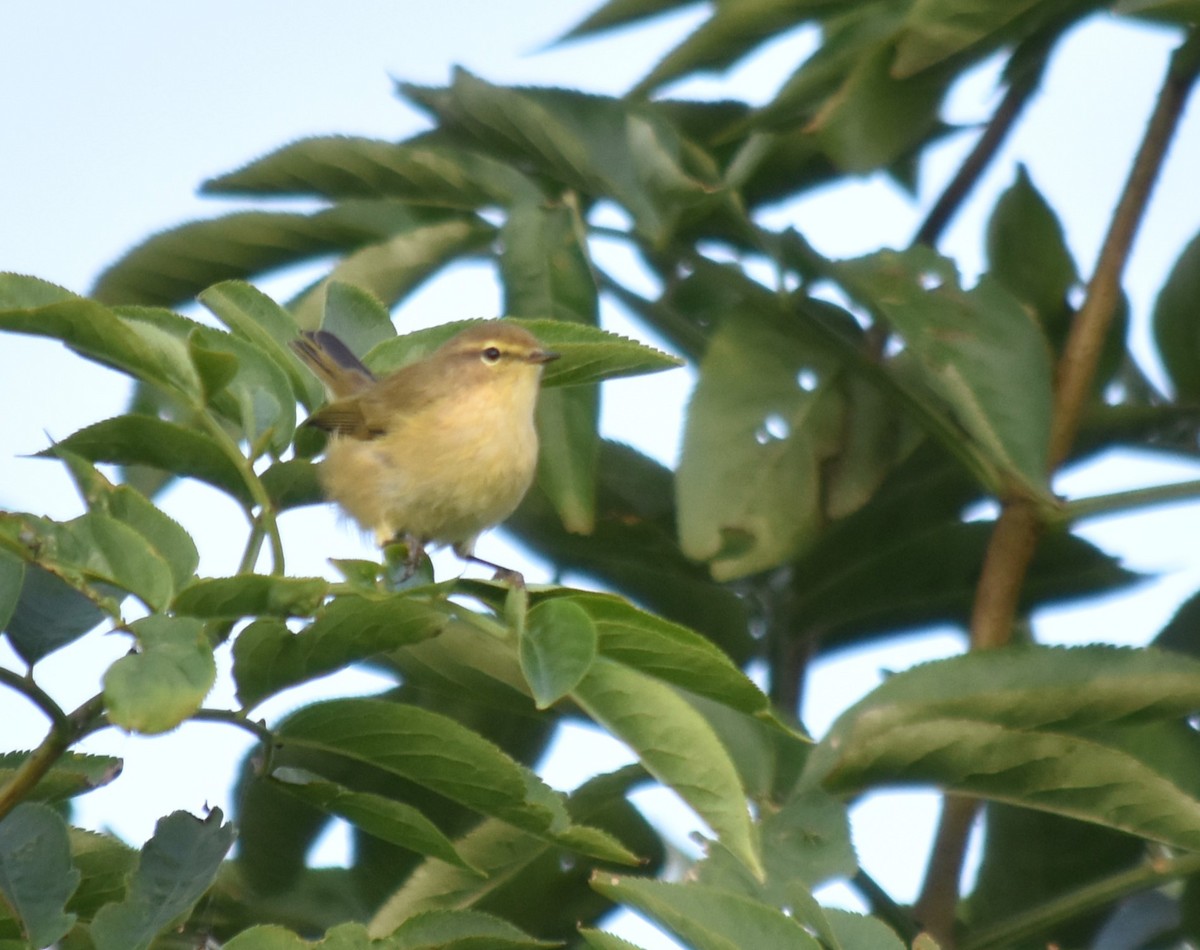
[
  {"left": 206, "top": 135, "right": 540, "bottom": 208},
  {"left": 173, "top": 574, "right": 329, "bottom": 620},
  {"left": 840, "top": 247, "right": 1054, "bottom": 498},
  {"left": 986, "top": 164, "right": 1078, "bottom": 344},
  {"left": 0, "top": 752, "right": 121, "bottom": 804},
  {"left": 520, "top": 597, "right": 597, "bottom": 708},
  {"left": 390, "top": 909, "right": 555, "bottom": 948},
  {"left": 892, "top": 0, "right": 1045, "bottom": 77},
  {"left": 199, "top": 281, "right": 325, "bottom": 410},
  {"left": 92, "top": 201, "right": 468, "bottom": 308},
  {"left": 232, "top": 594, "right": 449, "bottom": 708},
  {"left": 555, "top": 0, "right": 698, "bottom": 43},
  {"left": 0, "top": 548, "right": 24, "bottom": 633},
  {"left": 590, "top": 877, "right": 822, "bottom": 950},
  {"left": 579, "top": 931, "right": 650, "bottom": 950},
  {"left": 1153, "top": 230, "right": 1200, "bottom": 401},
  {"left": 270, "top": 769, "right": 480, "bottom": 874},
  {"left": 677, "top": 304, "right": 845, "bottom": 579},
  {"left": 90, "top": 809, "right": 235, "bottom": 950},
  {"left": 277, "top": 698, "right": 624, "bottom": 860},
  {"left": 103, "top": 615, "right": 216, "bottom": 734},
  {"left": 573, "top": 658, "right": 763, "bottom": 878},
  {"left": 261, "top": 458, "right": 325, "bottom": 511},
  {"left": 289, "top": 213, "right": 495, "bottom": 329},
  {"left": 44, "top": 415, "right": 252, "bottom": 505},
  {"left": 964, "top": 804, "right": 1144, "bottom": 948},
  {"left": 0, "top": 803, "right": 80, "bottom": 948},
  {"left": 806, "top": 645, "right": 1200, "bottom": 850},
  {"left": 66, "top": 829, "right": 137, "bottom": 920},
  {"left": 502, "top": 200, "right": 600, "bottom": 534}
]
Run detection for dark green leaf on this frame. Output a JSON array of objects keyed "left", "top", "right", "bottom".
[
  {"left": 573, "top": 658, "right": 763, "bottom": 878},
  {"left": 1, "top": 562, "right": 108, "bottom": 665},
  {"left": 0, "top": 803, "right": 79, "bottom": 947},
  {"left": 0, "top": 548, "right": 24, "bottom": 633},
  {"left": 893, "top": 0, "right": 1045, "bottom": 76},
  {"left": 1153, "top": 230, "right": 1200, "bottom": 401},
  {"left": 45, "top": 415, "right": 252, "bottom": 505},
  {"left": 103, "top": 615, "right": 216, "bottom": 734},
  {"left": 232, "top": 594, "right": 449, "bottom": 708},
  {"left": 173, "top": 574, "right": 329, "bottom": 620},
  {"left": 840, "top": 247, "right": 1054, "bottom": 497},
  {"left": 519, "top": 597, "right": 597, "bottom": 708},
  {"left": 92, "top": 201, "right": 467, "bottom": 307},
  {"left": 0, "top": 752, "right": 121, "bottom": 804},
  {"left": 388, "top": 907, "right": 556, "bottom": 948},
  {"left": 90, "top": 809, "right": 235, "bottom": 950},
  {"left": 986, "top": 165, "right": 1078, "bottom": 342},
  {"left": 270, "top": 769, "right": 480, "bottom": 873},
  {"left": 676, "top": 304, "right": 846, "bottom": 579},
  {"left": 66, "top": 829, "right": 137, "bottom": 920},
  {"left": 261, "top": 459, "right": 325, "bottom": 511}
]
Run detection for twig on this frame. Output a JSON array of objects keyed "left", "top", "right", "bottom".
[
  {"left": 914, "top": 32, "right": 1200, "bottom": 946},
  {"left": 0, "top": 666, "right": 68, "bottom": 732}
]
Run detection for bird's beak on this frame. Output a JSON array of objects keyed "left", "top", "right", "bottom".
[{"left": 528, "top": 349, "right": 560, "bottom": 364}]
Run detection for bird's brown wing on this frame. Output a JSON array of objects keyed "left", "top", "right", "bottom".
[
  {"left": 304, "top": 398, "right": 385, "bottom": 439},
  {"left": 290, "top": 330, "right": 376, "bottom": 397}
]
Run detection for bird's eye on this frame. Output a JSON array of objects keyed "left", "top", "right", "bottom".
[{"left": 481, "top": 346, "right": 502, "bottom": 364}]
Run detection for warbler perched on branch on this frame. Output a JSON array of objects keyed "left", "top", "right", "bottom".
[{"left": 290, "top": 321, "right": 559, "bottom": 579}]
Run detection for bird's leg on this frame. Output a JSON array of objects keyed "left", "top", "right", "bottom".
[
  {"left": 382, "top": 532, "right": 429, "bottom": 582},
  {"left": 454, "top": 545, "right": 525, "bottom": 587}
]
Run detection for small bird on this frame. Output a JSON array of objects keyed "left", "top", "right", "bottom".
[{"left": 290, "top": 321, "right": 559, "bottom": 579}]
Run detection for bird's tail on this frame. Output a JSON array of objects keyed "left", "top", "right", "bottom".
[{"left": 290, "top": 330, "right": 376, "bottom": 397}]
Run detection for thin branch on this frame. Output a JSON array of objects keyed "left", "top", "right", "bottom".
[
  {"left": 190, "top": 708, "right": 276, "bottom": 745},
  {"left": 1061, "top": 477, "right": 1200, "bottom": 524},
  {"left": 0, "top": 666, "right": 68, "bottom": 732},
  {"left": 915, "top": 33, "right": 1200, "bottom": 946}
]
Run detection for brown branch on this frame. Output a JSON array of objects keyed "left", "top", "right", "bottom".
[{"left": 914, "top": 32, "right": 1200, "bottom": 947}]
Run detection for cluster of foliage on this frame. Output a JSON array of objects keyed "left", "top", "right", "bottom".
[{"left": 4, "top": 1, "right": 1200, "bottom": 948}]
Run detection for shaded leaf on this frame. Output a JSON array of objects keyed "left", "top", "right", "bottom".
[
  {"left": 1153, "top": 230, "right": 1200, "bottom": 401},
  {"left": 270, "top": 769, "right": 481, "bottom": 874},
  {"left": 893, "top": 0, "right": 1045, "bottom": 77},
  {"left": 173, "top": 574, "right": 329, "bottom": 619},
  {"left": 89, "top": 809, "right": 235, "bottom": 950},
  {"left": 0, "top": 548, "right": 24, "bottom": 633},
  {"left": 519, "top": 597, "right": 597, "bottom": 708},
  {"left": 232, "top": 595, "right": 449, "bottom": 708},
  {"left": 573, "top": 658, "right": 763, "bottom": 878},
  {"left": 103, "top": 615, "right": 216, "bottom": 734},
  {"left": 1, "top": 562, "right": 108, "bottom": 665},
  {"left": 0, "top": 803, "right": 79, "bottom": 948}
]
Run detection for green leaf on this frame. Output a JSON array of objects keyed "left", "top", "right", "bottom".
[
  {"left": 986, "top": 165, "right": 1078, "bottom": 341},
  {"left": 555, "top": 0, "right": 697, "bottom": 44},
  {"left": 0, "top": 296, "right": 200, "bottom": 398},
  {"left": 579, "top": 930, "right": 651, "bottom": 950},
  {"left": 0, "top": 803, "right": 80, "bottom": 948},
  {"left": 389, "top": 908, "right": 556, "bottom": 948},
  {"left": 0, "top": 272, "right": 78, "bottom": 308},
  {"left": 198, "top": 280, "right": 325, "bottom": 410},
  {"left": 565, "top": 592, "right": 769, "bottom": 717},
  {"left": 321, "top": 281, "right": 397, "bottom": 357},
  {"left": 573, "top": 658, "right": 763, "bottom": 878},
  {"left": 501, "top": 200, "right": 600, "bottom": 535},
  {"left": 1153, "top": 230, "right": 1200, "bottom": 401},
  {"left": 676, "top": 305, "right": 845, "bottom": 579},
  {"left": 365, "top": 318, "right": 681, "bottom": 389},
  {"left": 277, "top": 698, "right": 572, "bottom": 838},
  {"left": 172, "top": 574, "right": 329, "bottom": 619},
  {"left": 806, "top": 645, "right": 1200, "bottom": 850},
  {"left": 205, "top": 136, "right": 540, "bottom": 208},
  {"left": 590, "top": 877, "right": 821, "bottom": 950},
  {"left": 270, "top": 769, "right": 480, "bottom": 874},
  {"left": 519, "top": 598, "right": 597, "bottom": 708},
  {"left": 66, "top": 829, "right": 138, "bottom": 920},
  {"left": 93, "top": 201, "right": 468, "bottom": 307},
  {"left": 0, "top": 752, "right": 122, "bottom": 803},
  {"left": 261, "top": 458, "right": 325, "bottom": 511},
  {"left": 892, "top": 0, "right": 1045, "bottom": 77},
  {"left": 103, "top": 615, "right": 216, "bottom": 734},
  {"left": 232, "top": 595, "right": 450, "bottom": 708},
  {"left": 89, "top": 809, "right": 235, "bottom": 950},
  {"left": 839, "top": 247, "right": 1054, "bottom": 497},
  {"left": 0, "top": 510, "right": 175, "bottom": 613},
  {"left": 45, "top": 415, "right": 253, "bottom": 505},
  {"left": 55, "top": 451, "right": 199, "bottom": 594},
  {"left": 0, "top": 548, "right": 24, "bottom": 633}
]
